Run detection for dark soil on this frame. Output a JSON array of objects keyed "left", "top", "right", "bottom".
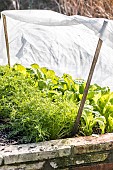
[
  {"left": 0, "top": 131, "right": 18, "bottom": 146},
  {"left": 0, "top": 121, "right": 18, "bottom": 146}
]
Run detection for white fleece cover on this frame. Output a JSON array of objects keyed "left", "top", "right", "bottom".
[{"left": 0, "top": 10, "right": 113, "bottom": 89}]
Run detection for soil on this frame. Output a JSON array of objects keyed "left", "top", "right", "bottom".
[
  {"left": 0, "top": 131, "right": 18, "bottom": 146},
  {"left": 0, "top": 121, "right": 18, "bottom": 146}
]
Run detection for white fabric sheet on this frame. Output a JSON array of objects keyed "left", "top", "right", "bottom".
[{"left": 0, "top": 10, "right": 113, "bottom": 89}]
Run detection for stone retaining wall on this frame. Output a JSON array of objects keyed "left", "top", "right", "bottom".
[{"left": 0, "top": 133, "right": 113, "bottom": 170}]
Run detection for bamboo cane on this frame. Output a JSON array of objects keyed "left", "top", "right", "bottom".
[
  {"left": 2, "top": 14, "right": 11, "bottom": 67},
  {"left": 71, "top": 20, "right": 108, "bottom": 136}
]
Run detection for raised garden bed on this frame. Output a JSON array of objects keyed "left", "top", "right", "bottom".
[
  {"left": 0, "top": 64, "right": 113, "bottom": 169},
  {"left": 0, "top": 133, "right": 113, "bottom": 169}
]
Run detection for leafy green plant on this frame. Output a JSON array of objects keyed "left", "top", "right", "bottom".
[
  {"left": 0, "top": 64, "right": 113, "bottom": 144},
  {"left": 80, "top": 105, "right": 106, "bottom": 135}
]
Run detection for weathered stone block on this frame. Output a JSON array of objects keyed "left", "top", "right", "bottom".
[
  {"left": 1, "top": 142, "right": 71, "bottom": 165},
  {"left": 0, "top": 161, "right": 45, "bottom": 170}
]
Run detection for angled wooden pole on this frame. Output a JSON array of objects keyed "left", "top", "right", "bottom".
[
  {"left": 2, "top": 14, "right": 11, "bottom": 67},
  {"left": 72, "top": 20, "right": 108, "bottom": 136}
]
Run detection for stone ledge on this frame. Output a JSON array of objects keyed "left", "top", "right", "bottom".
[{"left": 0, "top": 133, "right": 113, "bottom": 169}]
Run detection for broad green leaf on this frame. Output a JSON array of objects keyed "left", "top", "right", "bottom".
[
  {"left": 97, "top": 94, "right": 110, "bottom": 111},
  {"left": 14, "top": 64, "right": 26, "bottom": 75},
  {"left": 46, "top": 70, "right": 56, "bottom": 80},
  {"left": 38, "top": 80, "right": 47, "bottom": 90},
  {"left": 31, "top": 64, "right": 39, "bottom": 69},
  {"left": 108, "top": 115, "right": 113, "bottom": 132},
  {"left": 109, "top": 92, "right": 113, "bottom": 104},
  {"left": 92, "top": 91, "right": 101, "bottom": 104},
  {"left": 26, "top": 68, "right": 35, "bottom": 75},
  {"left": 40, "top": 67, "right": 48, "bottom": 74},
  {"left": 37, "top": 69, "right": 45, "bottom": 79},
  {"left": 79, "top": 82, "right": 86, "bottom": 94},
  {"left": 92, "top": 116, "right": 106, "bottom": 134},
  {"left": 87, "top": 91, "right": 95, "bottom": 100},
  {"left": 73, "top": 83, "right": 79, "bottom": 92}
]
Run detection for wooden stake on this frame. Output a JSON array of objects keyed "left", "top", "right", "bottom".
[
  {"left": 2, "top": 14, "right": 11, "bottom": 67},
  {"left": 71, "top": 20, "right": 108, "bottom": 136}
]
